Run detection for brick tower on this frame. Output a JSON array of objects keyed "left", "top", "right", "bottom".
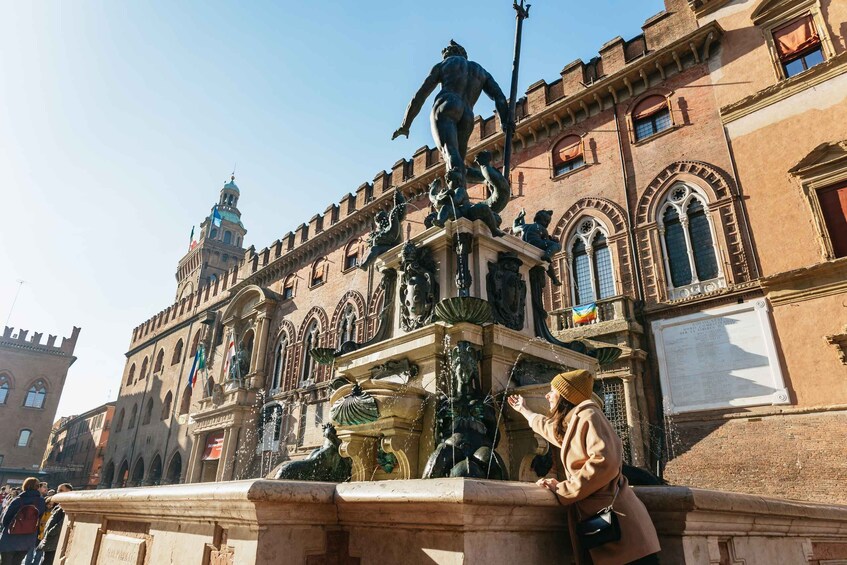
[{"left": 175, "top": 175, "right": 247, "bottom": 300}]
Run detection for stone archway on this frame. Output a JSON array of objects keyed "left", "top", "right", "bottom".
[
  {"left": 166, "top": 452, "right": 182, "bottom": 485},
  {"left": 130, "top": 458, "right": 145, "bottom": 487},
  {"left": 148, "top": 454, "right": 163, "bottom": 486}
]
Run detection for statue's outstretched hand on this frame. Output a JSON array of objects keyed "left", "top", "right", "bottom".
[{"left": 392, "top": 127, "right": 410, "bottom": 140}]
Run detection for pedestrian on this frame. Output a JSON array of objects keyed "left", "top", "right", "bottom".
[
  {"left": 37, "top": 484, "right": 71, "bottom": 565},
  {"left": 509, "top": 370, "right": 661, "bottom": 565},
  {"left": 0, "top": 477, "right": 46, "bottom": 565}
]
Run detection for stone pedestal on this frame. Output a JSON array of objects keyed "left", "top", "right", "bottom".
[{"left": 55, "top": 480, "right": 847, "bottom": 565}]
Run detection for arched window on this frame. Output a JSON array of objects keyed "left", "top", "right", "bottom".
[
  {"left": 166, "top": 452, "right": 182, "bottom": 485},
  {"left": 258, "top": 403, "right": 284, "bottom": 452},
  {"left": 130, "top": 458, "right": 145, "bottom": 487},
  {"left": 282, "top": 275, "right": 296, "bottom": 300},
  {"left": 301, "top": 321, "right": 319, "bottom": 384},
  {"left": 190, "top": 331, "right": 202, "bottom": 357},
  {"left": 148, "top": 455, "right": 163, "bottom": 486},
  {"left": 0, "top": 373, "right": 10, "bottom": 405},
  {"left": 224, "top": 231, "right": 232, "bottom": 245},
  {"left": 128, "top": 404, "right": 138, "bottom": 429},
  {"left": 338, "top": 304, "right": 358, "bottom": 347},
  {"left": 551, "top": 135, "right": 585, "bottom": 176},
  {"left": 172, "top": 340, "right": 184, "bottom": 365},
  {"left": 115, "top": 408, "right": 125, "bottom": 432},
  {"left": 17, "top": 429, "right": 31, "bottom": 447},
  {"left": 568, "top": 218, "right": 617, "bottom": 306},
  {"left": 140, "top": 357, "right": 149, "bottom": 380},
  {"left": 210, "top": 228, "right": 218, "bottom": 240},
  {"left": 311, "top": 259, "right": 327, "bottom": 287},
  {"left": 154, "top": 349, "right": 165, "bottom": 373},
  {"left": 126, "top": 363, "right": 136, "bottom": 386},
  {"left": 142, "top": 398, "right": 154, "bottom": 425},
  {"left": 632, "top": 95, "right": 672, "bottom": 141},
  {"left": 343, "top": 240, "right": 360, "bottom": 271},
  {"left": 101, "top": 461, "right": 115, "bottom": 488},
  {"left": 118, "top": 460, "right": 129, "bottom": 488},
  {"left": 179, "top": 386, "right": 192, "bottom": 416},
  {"left": 271, "top": 336, "right": 287, "bottom": 392},
  {"left": 161, "top": 391, "right": 173, "bottom": 420},
  {"left": 24, "top": 381, "right": 47, "bottom": 409},
  {"left": 658, "top": 184, "right": 722, "bottom": 299}
]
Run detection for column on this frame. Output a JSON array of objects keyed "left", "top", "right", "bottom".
[{"left": 216, "top": 427, "right": 237, "bottom": 482}]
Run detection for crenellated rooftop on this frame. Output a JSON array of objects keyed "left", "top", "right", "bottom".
[
  {"left": 129, "top": 0, "right": 723, "bottom": 348},
  {"left": 1, "top": 325, "right": 80, "bottom": 357}
]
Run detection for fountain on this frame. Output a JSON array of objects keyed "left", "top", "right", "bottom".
[{"left": 51, "top": 9, "right": 847, "bottom": 564}]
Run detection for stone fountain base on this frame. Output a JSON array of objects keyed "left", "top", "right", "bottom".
[{"left": 55, "top": 479, "right": 847, "bottom": 564}]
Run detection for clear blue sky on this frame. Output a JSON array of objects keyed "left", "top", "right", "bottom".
[{"left": 1, "top": 0, "right": 666, "bottom": 419}]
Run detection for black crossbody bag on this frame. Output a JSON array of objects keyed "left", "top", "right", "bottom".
[{"left": 575, "top": 474, "right": 622, "bottom": 550}]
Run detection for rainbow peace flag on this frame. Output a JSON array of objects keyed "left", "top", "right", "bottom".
[{"left": 572, "top": 303, "right": 598, "bottom": 325}]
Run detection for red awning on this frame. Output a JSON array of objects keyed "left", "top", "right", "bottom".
[
  {"left": 202, "top": 431, "right": 225, "bottom": 461},
  {"left": 633, "top": 95, "right": 668, "bottom": 120},
  {"left": 554, "top": 137, "right": 582, "bottom": 164},
  {"left": 773, "top": 15, "right": 820, "bottom": 61}
]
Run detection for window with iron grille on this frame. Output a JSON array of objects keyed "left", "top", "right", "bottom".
[
  {"left": 663, "top": 207, "right": 692, "bottom": 287},
  {"left": 593, "top": 234, "right": 615, "bottom": 300},
  {"left": 634, "top": 109, "right": 672, "bottom": 141},
  {"left": 688, "top": 200, "right": 719, "bottom": 281},
  {"left": 598, "top": 378, "right": 631, "bottom": 464}
]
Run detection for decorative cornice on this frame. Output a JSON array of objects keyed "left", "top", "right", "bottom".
[
  {"left": 760, "top": 257, "right": 847, "bottom": 306},
  {"left": 721, "top": 51, "right": 847, "bottom": 124},
  {"left": 689, "top": 0, "right": 733, "bottom": 18}
]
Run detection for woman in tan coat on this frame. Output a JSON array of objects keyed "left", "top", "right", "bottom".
[{"left": 509, "top": 369, "right": 661, "bottom": 565}]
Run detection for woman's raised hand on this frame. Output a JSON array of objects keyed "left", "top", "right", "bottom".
[{"left": 507, "top": 394, "right": 525, "bottom": 411}]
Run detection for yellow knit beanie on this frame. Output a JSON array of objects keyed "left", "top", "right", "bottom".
[{"left": 551, "top": 369, "right": 595, "bottom": 405}]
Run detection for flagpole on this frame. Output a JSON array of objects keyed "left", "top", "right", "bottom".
[{"left": 502, "top": 0, "right": 530, "bottom": 178}]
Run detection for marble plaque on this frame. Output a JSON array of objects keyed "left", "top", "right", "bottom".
[
  {"left": 652, "top": 300, "right": 789, "bottom": 414},
  {"left": 97, "top": 534, "right": 146, "bottom": 565}
]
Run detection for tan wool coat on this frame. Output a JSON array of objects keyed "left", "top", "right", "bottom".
[{"left": 529, "top": 400, "right": 661, "bottom": 565}]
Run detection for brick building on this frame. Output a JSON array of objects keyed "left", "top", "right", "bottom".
[
  {"left": 0, "top": 326, "right": 80, "bottom": 487},
  {"left": 101, "top": 0, "right": 846, "bottom": 503},
  {"left": 41, "top": 401, "right": 114, "bottom": 489}
]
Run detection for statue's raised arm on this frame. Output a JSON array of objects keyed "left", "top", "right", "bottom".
[{"left": 393, "top": 63, "right": 442, "bottom": 140}]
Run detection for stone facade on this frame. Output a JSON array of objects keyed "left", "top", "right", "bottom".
[
  {"left": 101, "top": 0, "right": 847, "bottom": 503},
  {"left": 41, "top": 402, "right": 115, "bottom": 489},
  {"left": 0, "top": 325, "right": 80, "bottom": 486}
]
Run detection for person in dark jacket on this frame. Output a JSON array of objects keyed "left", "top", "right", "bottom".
[
  {"left": 36, "top": 483, "right": 71, "bottom": 565},
  {"left": 0, "top": 477, "right": 46, "bottom": 564}
]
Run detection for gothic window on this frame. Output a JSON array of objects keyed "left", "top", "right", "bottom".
[
  {"left": 190, "top": 331, "right": 201, "bottom": 357},
  {"left": 17, "top": 429, "right": 31, "bottom": 447},
  {"left": 126, "top": 364, "right": 136, "bottom": 386},
  {"left": 128, "top": 404, "right": 138, "bottom": 429},
  {"left": 301, "top": 321, "right": 319, "bottom": 384},
  {"left": 271, "top": 336, "right": 287, "bottom": 392},
  {"left": 632, "top": 95, "right": 672, "bottom": 141},
  {"left": 658, "top": 184, "right": 723, "bottom": 298},
  {"left": 0, "top": 374, "right": 9, "bottom": 405},
  {"left": 142, "top": 398, "right": 154, "bottom": 425},
  {"left": 338, "top": 304, "right": 358, "bottom": 347},
  {"left": 567, "top": 218, "right": 617, "bottom": 306},
  {"left": 310, "top": 259, "right": 327, "bottom": 287},
  {"left": 154, "top": 349, "right": 165, "bottom": 373},
  {"left": 224, "top": 231, "right": 233, "bottom": 245},
  {"left": 772, "top": 14, "right": 824, "bottom": 78},
  {"left": 552, "top": 135, "right": 585, "bottom": 177},
  {"left": 172, "top": 340, "right": 184, "bottom": 365},
  {"left": 282, "top": 275, "right": 296, "bottom": 300},
  {"left": 818, "top": 181, "right": 847, "bottom": 258},
  {"left": 343, "top": 240, "right": 360, "bottom": 271},
  {"left": 162, "top": 391, "right": 174, "bottom": 420},
  {"left": 115, "top": 408, "right": 125, "bottom": 432},
  {"left": 179, "top": 386, "right": 192, "bottom": 416},
  {"left": 140, "top": 357, "right": 149, "bottom": 380},
  {"left": 24, "top": 382, "right": 47, "bottom": 409}
]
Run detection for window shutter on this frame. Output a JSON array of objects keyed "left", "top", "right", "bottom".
[
  {"left": 632, "top": 95, "right": 668, "bottom": 120},
  {"left": 819, "top": 182, "right": 847, "bottom": 258}
]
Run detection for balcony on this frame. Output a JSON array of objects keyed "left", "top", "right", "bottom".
[{"left": 550, "top": 295, "right": 642, "bottom": 341}]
